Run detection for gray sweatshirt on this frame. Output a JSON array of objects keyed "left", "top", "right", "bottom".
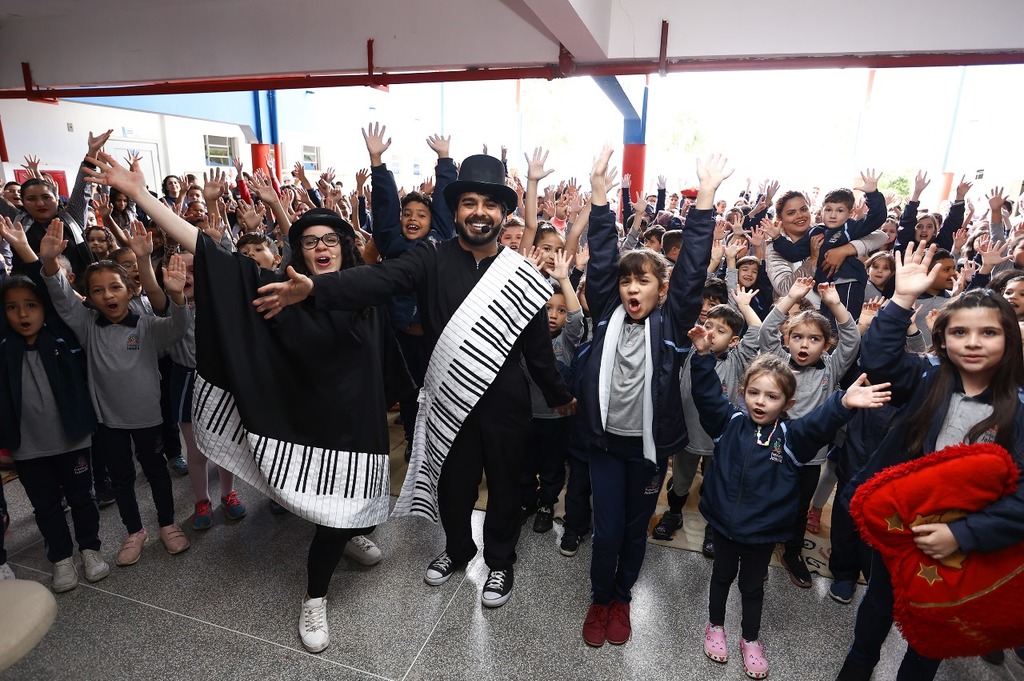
[
  {"left": 679, "top": 323, "right": 761, "bottom": 456},
  {"left": 758, "top": 306, "right": 860, "bottom": 464},
  {"left": 44, "top": 270, "right": 188, "bottom": 429}
]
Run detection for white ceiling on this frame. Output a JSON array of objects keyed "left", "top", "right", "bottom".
[{"left": 1, "top": 0, "right": 1022, "bottom": 95}]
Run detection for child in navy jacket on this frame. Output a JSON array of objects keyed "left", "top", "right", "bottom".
[
  {"left": 689, "top": 328, "right": 890, "bottom": 680},
  {"left": 576, "top": 150, "right": 724, "bottom": 649}
]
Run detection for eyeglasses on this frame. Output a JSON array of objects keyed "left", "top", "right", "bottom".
[{"left": 300, "top": 233, "right": 341, "bottom": 250}]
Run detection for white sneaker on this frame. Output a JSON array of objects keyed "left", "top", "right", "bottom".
[
  {"left": 81, "top": 549, "right": 111, "bottom": 583},
  {"left": 0, "top": 562, "right": 14, "bottom": 580},
  {"left": 52, "top": 557, "right": 79, "bottom": 593},
  {"left": 343, "top": 535, "right": 382, "bottom": 566},
  {"left": 299, "top": 596, "right": 330, "bottom": 653}
]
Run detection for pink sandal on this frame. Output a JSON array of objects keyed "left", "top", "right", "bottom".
[{"left": 806, "top": 507, "right": 822, "bottom": 535}]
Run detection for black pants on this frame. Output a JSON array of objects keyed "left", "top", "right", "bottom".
[
  {"left": 14, "top": 448, "right": 100, "bottom": 563},
  {"left": 158, "top": 355, "right": 181, "bottom": 460},
  {"left": 562, "top": 431, "right": 592, "bottom": 537},
  {"left": 784, "top": 463, "right": 821, "bottom": 559},
  {"left": 437, "top": 391, "right": 529, "bottom": 571},
  {"left": 828, "top": 475, "right": 872, "bottom": 582},
  {"left": 306, "top": 524, "right": 374, "bottom": 598},
  {"left": 94, "top": 424, "right": 174, "bottom": 533},
  {"left": 0, "top": 479, "right": 8, "bottom": 564},
  {"left": 520, "top": 417, "right": 568, "bottom": 509},
  {"left": 708, "top": 533, "right": 774, "bottom": 641},
  {"left": 843, "top": 551, "right": 941, "bottom": 679},
  {"left": 395, "top": 330, "right": 427, "bottom": 443}
]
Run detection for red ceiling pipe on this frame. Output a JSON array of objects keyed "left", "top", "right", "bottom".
[{"left": 2, "top": 51, "right": 1023, "bottom": 100}]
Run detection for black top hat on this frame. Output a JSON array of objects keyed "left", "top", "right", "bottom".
[{"left": 443, "top": 155, "right": 518, "bottom": 214}]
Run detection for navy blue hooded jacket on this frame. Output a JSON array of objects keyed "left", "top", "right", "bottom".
[
  {"left": 574, "top": 203, "right": 714, "bottom": 460},
  {"left": 0, "top": 264, "right": 95, "bottom": 451},
  {"left": 691, "top": 352, "right": 851, "bottom": 544}
]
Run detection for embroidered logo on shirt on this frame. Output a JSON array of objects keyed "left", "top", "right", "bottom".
[
  {"left": 644, "top": 473, "right": 662, "bottom": 495},
  {"left": 74, "top": 455, "right": 90, "bottom": 476},
  {"left": 769, "top": 438, "right": 783, "bottom": 464},
  {"left": 126, "top": 332, "right": 140, "bottom": 351}
]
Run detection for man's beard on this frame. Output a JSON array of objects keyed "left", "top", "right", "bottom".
[{"left": 456, "top": 216, "right": 502, "bottom": 247}]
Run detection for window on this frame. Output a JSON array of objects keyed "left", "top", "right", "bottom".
[
  {"left": 975, "top": 168, "right": 985, "bottom": 180},
  {"left": 412, "top": 162, "right": 421, "bottom": 177},
  {"left": 302, "top": 146, "right": 321, "bottom": 171},
  {"left": 203, "top": 135, "right": 237, "bottom": 167}
]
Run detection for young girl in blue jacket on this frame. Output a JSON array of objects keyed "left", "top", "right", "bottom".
[
  {"left": 0, "top": 216, "right": 107, "bottom": 593},
  {"left": 837, "top": 242, "right": 1024, "bottom": 681},
  {"left": 688, "top": 329, "right": 890, "bottom": 679},
  {"left": 577, "top": 148, "right": 727, "bottom": 648}
]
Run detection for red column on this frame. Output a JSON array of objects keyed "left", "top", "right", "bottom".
[
  {"left": 622, "top": 143, "right": 646, "bottom": 218},
  {"left": 250, "top": 143, "right": 282, "bottom": 179}
]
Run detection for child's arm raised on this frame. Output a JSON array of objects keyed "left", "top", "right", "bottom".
[
  {"left": 931, "top": 176, "right": 970, "bottom": 252},
  {"left": 145, "top": 253, "right": 189, "bottom": 352},
  {"left": 686, "top": 326, "right": 735, "bottom": 439},
  {"left": 758, "top": 276, "right": 813, "bottom": 355},
  {"left": 125, "top": 219, "right": 168, "bottom": 314},
  {"left": 37, "top": 220, "right": 94, "bottom": 342},
  {"left": 669, "top": 155, "right": 733, "bottom": 337},
  {"left": 426, "top": 133, "right": 457, "bottom": 241},
  {"left": 787, "top": 374, "right": 891, "bottom": 463},
  {"left": 895, "top": 170, "right": 929, "bottom": 253},
  {"left": 522, "top": 147, "right": 555, "bottom": 251},
  {"left": 577, "top": 147, "right": 619, "bottom": 322},
  {"left": 84, "top": 152, "right": 200, "bottom": 254},
  {"left": 361, "top": 122, "right": 406, "bottom": 258}
]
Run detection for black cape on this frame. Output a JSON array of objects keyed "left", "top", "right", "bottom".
[{"left": 193, "top": 233, "right": 413, "bottom": 452}]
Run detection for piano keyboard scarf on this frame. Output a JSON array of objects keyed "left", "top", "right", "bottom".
[
  {"left": 191, "top": 375, "right": 390, "bottom": 528},
  {"left": 393, "top": 247, "right": 552, "bottom": 523}
]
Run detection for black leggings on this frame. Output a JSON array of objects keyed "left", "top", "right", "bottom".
[
  {"left": 306, "top": 524, "right": 374, "bottom": 598},
  {"left": 708, "top": 533, "right": 774, "bottom": 641}
]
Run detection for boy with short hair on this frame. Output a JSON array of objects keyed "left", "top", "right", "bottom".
[
  {"left": 662, "top": 230, "right": 683, "bottom": 264},
  {"left": 236, "top": 233, "right": 282, "bottom": 271},
  {"left": 652, "top": 287, "right": 762, "bottom": 551},
  {"left": 771, "top": 172, "right": 887, "bottom": 321},
  {"left": 522, "top": 249, "right": 585, "bottom": 538}
]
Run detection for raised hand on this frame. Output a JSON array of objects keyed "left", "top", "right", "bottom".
[
  {"left": 87, "top": 129, "right": 114, "bottom": 156},
  {"left": 951, "top": 227, "right": 968, "bottom": 255},
  {"left": 419, "top": 176, "right": 435, "bottom": 196},
  {"left": 94, "top": 192, "right": 113, "bottom": 218},
  {"left": 687, "top": 325, "right": 712, "bottom": 354},
  {"left": 622, "top": 173, "right": 631, "bottom": 189},
  {"left": 695, "top": 154, "right": 734, "bottom": 191},
  {"left": 0, "top": 216, "right": 29, "bottom": 253},
  {"left": 292, "top": 161, "right": 309, "bottom": 185},
  {"left": 248, "top": 171, "right": 278, "bottom": 205},
  {"left": 893, "top": 241, "right": 940, "bottom": 307},
  {"left": 764, "top": 179, "right": 780, "bottom": 204},
  {"left": 748, "top": 225, "right": 766, "bottom": 249},
  {"left": 986, "top": 187, "right": 1007, "bottom": 217},
  {"left": 426, "top": 134, "right": 451, "bottom": 159},
  {"left": 841, "top": 374, "right": 892, "bottom": 410},
  {"left": 590, "top": 146, "right": 614, "bottom": 191},
  {"left": 912, "top": 170, "right": 930, "bottom": 201},
  {"left": 759, "top": 216, "right": 781, "bottom": 240},
  {"left": 126, "top": 219, "right": 153, "bottom": 257},
  {"left": 657, "top": 174, "right": 667, "bottom": 190},
  {"left": 21, "top": 155, "right": 42, "bottom": 179},
  {"left": 817, "top": 282, "right": 841, "bottom": 306},
  {"left": 39, "top": 219, "right": 68, "bottom": 262},
  {"left": 977, "top": 238, "right": 1010, "bottom": 271},
  {"left": 362, "top": 122, "right": 392, "bottom": 165},
  {"left": 788, "top": 276, "right": 815, "bottom": 301},
  {"left": 855, "top": 168, "right": 881, "bottom": 194},
  {"left": 575, "top": 242, "right": 590, "bottom": 269},
  {"left": 235, "top": 199, "right": 264, "bottom": 232},
  {"left": 81, "top": 151, "right": 147, "bottom": 198},
  {"left": 233, "top": 156, "right": 245, "bottom": 176},
  {"left": 955, "top": 176, "right": 973, "bottom": 202},
  {"left": 724, "top": 240, "right": 745, "bottom": 262},
  {"left": 525, "top": 147, "right": 555, "bottom": 183},
  {"left": 163, "top": 253, "right": 187, "bottom": 295},
  {"left": 733, "top": 285, "right": 760, "bottom": 308},
  {"left": 550, "top": 248, "right": 573, "bottom": 281},
  {"left": 500, "top": 145, "right": 508, "bottom": 162},
  {"left": 203, "top": 168, "right": 229, "bottom": 204},
  {"left": 522, "top": 245, "right": 544, "bottom": 272}
]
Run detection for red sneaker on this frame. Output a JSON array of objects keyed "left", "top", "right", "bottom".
[
  {"left": 606, "top": 601, "right": 631, "bottom": 645},
  {"left": 582, "top": 603, "right": 609, "bottom": 647}
]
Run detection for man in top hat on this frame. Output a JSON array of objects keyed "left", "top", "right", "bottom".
[{"left": 254, "top": 153, "right": 576, "bottom": 609}]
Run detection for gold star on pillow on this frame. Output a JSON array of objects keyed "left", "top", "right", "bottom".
[
  {"left": 885, "top": 513, "right": 904, "bottom": 532},
  {"left": 917, "top": 563, "right": 942, "bottom": 586}
]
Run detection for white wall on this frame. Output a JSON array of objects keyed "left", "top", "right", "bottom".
[{"left": 0, "top": 99, "right": 247, "bottom": 192}]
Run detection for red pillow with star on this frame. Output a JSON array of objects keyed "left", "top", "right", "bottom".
[{"left": 851, "top": 442, "right": 1024, "bottom": 658}]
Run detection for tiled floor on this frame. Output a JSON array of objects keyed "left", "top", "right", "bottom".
[{"left": 2, "top": 470, "right": 1022, "bottom": 681}]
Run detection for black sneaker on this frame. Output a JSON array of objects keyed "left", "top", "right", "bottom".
[
  {"left": 533, "top": 506, "right": 554, "bottom": 534},
  {"left": 481, "top": 568, "right": 514, "bottom": 608},
  {"left": 829, "top": 579, "right": 856, "bottom": 604},
  {"left": 651, "top": 511, "right": 683, "bottom": 541},
  {"left": 520, "top": 502, "right": 538, "bottom": 526},
  {"left": 783, "top": 553, "right": 812, "bottom": 588},
  {"left": 95, "top": 483, "right": 116, "bottom": 509},
  {"left": 424, "top": 551, "right": 466, "bottom": 586},
  {"left": 559, "top": 531, "right": 581, "bottom": 557},
  {"left": 701, "top": 527, "right": 715, "bottom": 559}
]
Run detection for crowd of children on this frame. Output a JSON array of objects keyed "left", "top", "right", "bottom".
[{"left": 1, "top": 126, "right": 1023, "bottom": 680}]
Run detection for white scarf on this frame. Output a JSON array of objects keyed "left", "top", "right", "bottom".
[{"left": 598, "top": 304, "right": 657, "bottom": 465}]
